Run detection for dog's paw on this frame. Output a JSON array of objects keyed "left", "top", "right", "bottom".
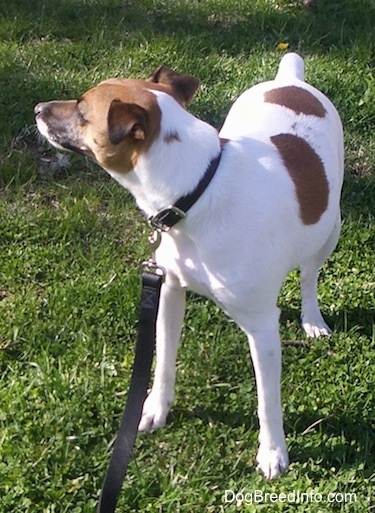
[
  {"left": 302, "top": 320, "right": 332, "bottom": 338},
  {"left": 138, "top": 391, "right": 172, "bottom": 432},
  {"left": 302, "top": 308, "right": 332, "bottom": 338},
  {"left": 256, "top": 444, "right": 289, "bottom": 479}
]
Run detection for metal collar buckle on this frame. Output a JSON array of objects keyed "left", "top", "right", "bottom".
[{"left": 148, "top": 206, "right": 186, "bottom": 232}]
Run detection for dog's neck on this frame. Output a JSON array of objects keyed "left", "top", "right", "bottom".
[{"left": 107, "top": 91, "right": 221, "bottom": 218}]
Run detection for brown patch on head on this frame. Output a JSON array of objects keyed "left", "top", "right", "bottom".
[
  {"left": 35, "top": 80, "right": 163, "bottom": 173},
  {"left": 265, "top": 86, "right": 326, "bottom": 118},
  {"left": 271, "top": 133, "right": 329, "bottom": 224},
  {"left": 35, "top": 67, "right": 201, "bottom": 174},
  {"left": 107, "top": 100, "right": 148, "bottom": 145},
  {"left": 73, "top": 81, "right": 163, "bottom": 173}
]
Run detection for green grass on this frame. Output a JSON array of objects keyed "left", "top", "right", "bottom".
[{"left": 0, "top": 0, "right": 374, "bottom": 511}]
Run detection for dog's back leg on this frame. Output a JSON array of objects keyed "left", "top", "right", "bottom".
[
  {"left": 233, "top": 305, "right": 289, "bottom": 478},
  {"left": 249, "top": 325, "right": 289, "bottom": 478},
  {"left": 300, "top": 215, "right": 341, "bottom": 337}
]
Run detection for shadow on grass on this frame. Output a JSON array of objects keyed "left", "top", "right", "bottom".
[
  {"left": 280, "top": 306, "right": 375, "bottom": 339},
  {"left": 168, "top": 405, "right": 374, "bottom": 475},
  {"left": 1, "top": 0, "right": 374, "bottom": 53},
  {"left": 1, "top": 0, "right": 374, "bottom": 129},
  {"left": 289, "top": 412, "right": 375, "bottom": 476},
  {"left": 341, "top": 173, "right": 375, "bottom": 218}
]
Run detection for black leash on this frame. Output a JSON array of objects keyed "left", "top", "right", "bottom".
[
  {"left": 97, "top": 265, "right": 164, "bottom": 513},
  {"left": 97, "top": 145, "right": 225, "bottom": 512}
]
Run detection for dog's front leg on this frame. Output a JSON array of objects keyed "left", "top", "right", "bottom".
[
  {"left": 247, "top": 314, "right": 289, "bottom": 479},
  {"left": 138, "top": 280, "right": 186, "bottom": 432}
]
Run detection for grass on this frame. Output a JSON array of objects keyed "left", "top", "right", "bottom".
[{"left": 0, "top": 0, "right": 374, "bottom": 511}]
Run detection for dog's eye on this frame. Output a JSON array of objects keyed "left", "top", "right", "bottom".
[
  {"left": 76, "top": 98, "right": 89, "bottom": 124},
  {"left": 77, "top": 108, "right": 89, "bottom": 124}
]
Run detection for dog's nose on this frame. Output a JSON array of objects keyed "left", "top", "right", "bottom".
[{"left": 34, "top": 102, "right": 46, "bottom": 116}]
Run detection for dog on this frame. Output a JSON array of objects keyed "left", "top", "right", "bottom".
[{"left": 35, "top": 53, "right": 344, "bottom": 478}]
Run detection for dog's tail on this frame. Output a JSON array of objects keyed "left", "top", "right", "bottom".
[{"left": 275, "top": 53, "right": 305, "bottom": 81}]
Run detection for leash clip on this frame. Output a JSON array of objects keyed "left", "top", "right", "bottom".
[
  {"left": 141, "top": 259, "right": 166, "bottom": 280},
  {"left": 143, "top": 229, "right": 165, "bottom": 280},
  {"left": 148, "top": 228, "right": 162, "bottom": 251}
]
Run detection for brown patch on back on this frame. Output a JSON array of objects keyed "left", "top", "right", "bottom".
[
  {"left": 265, "top": 86, "right": 327, "bottom": 118},
  {"left": 271, "top": 133, "right": 329, "bottom": 224}
]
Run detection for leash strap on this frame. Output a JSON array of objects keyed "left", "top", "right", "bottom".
[
  {"left": 97, "top": 269, "right": 164, "bottom": 513},
  {"left": 97, "top": 140, "right": 228, "bottom": 511}
]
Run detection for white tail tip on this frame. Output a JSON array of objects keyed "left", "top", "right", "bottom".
[{"left": 276, "top": 53, "right": 305, "bottom": 81}]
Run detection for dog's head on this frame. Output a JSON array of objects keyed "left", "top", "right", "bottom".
[{"left": 35, "top": 67, "right": 199, "bottom": 173}]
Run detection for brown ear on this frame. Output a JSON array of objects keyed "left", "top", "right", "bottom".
[
  {"left": 108, "top": 99, "right": 148, "bottom": 145},
  {"left": 146, "top": 66, "right": 200, "bottom": 106}
]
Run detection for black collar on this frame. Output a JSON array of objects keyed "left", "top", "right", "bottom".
[{"left": 148, "top": 139, "right": 227, "bottom": 232}]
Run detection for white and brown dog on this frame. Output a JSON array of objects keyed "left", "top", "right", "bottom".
[{"left": 35, "top": 53, "right": 343, "bottom": 478}]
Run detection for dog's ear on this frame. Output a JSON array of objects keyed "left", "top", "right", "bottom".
[
  {"left": 107, "top": 100, "right": 148, "bottom": 145},
  {"left": 147, "top": 66, "right": 200, "bottom": 106}
]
